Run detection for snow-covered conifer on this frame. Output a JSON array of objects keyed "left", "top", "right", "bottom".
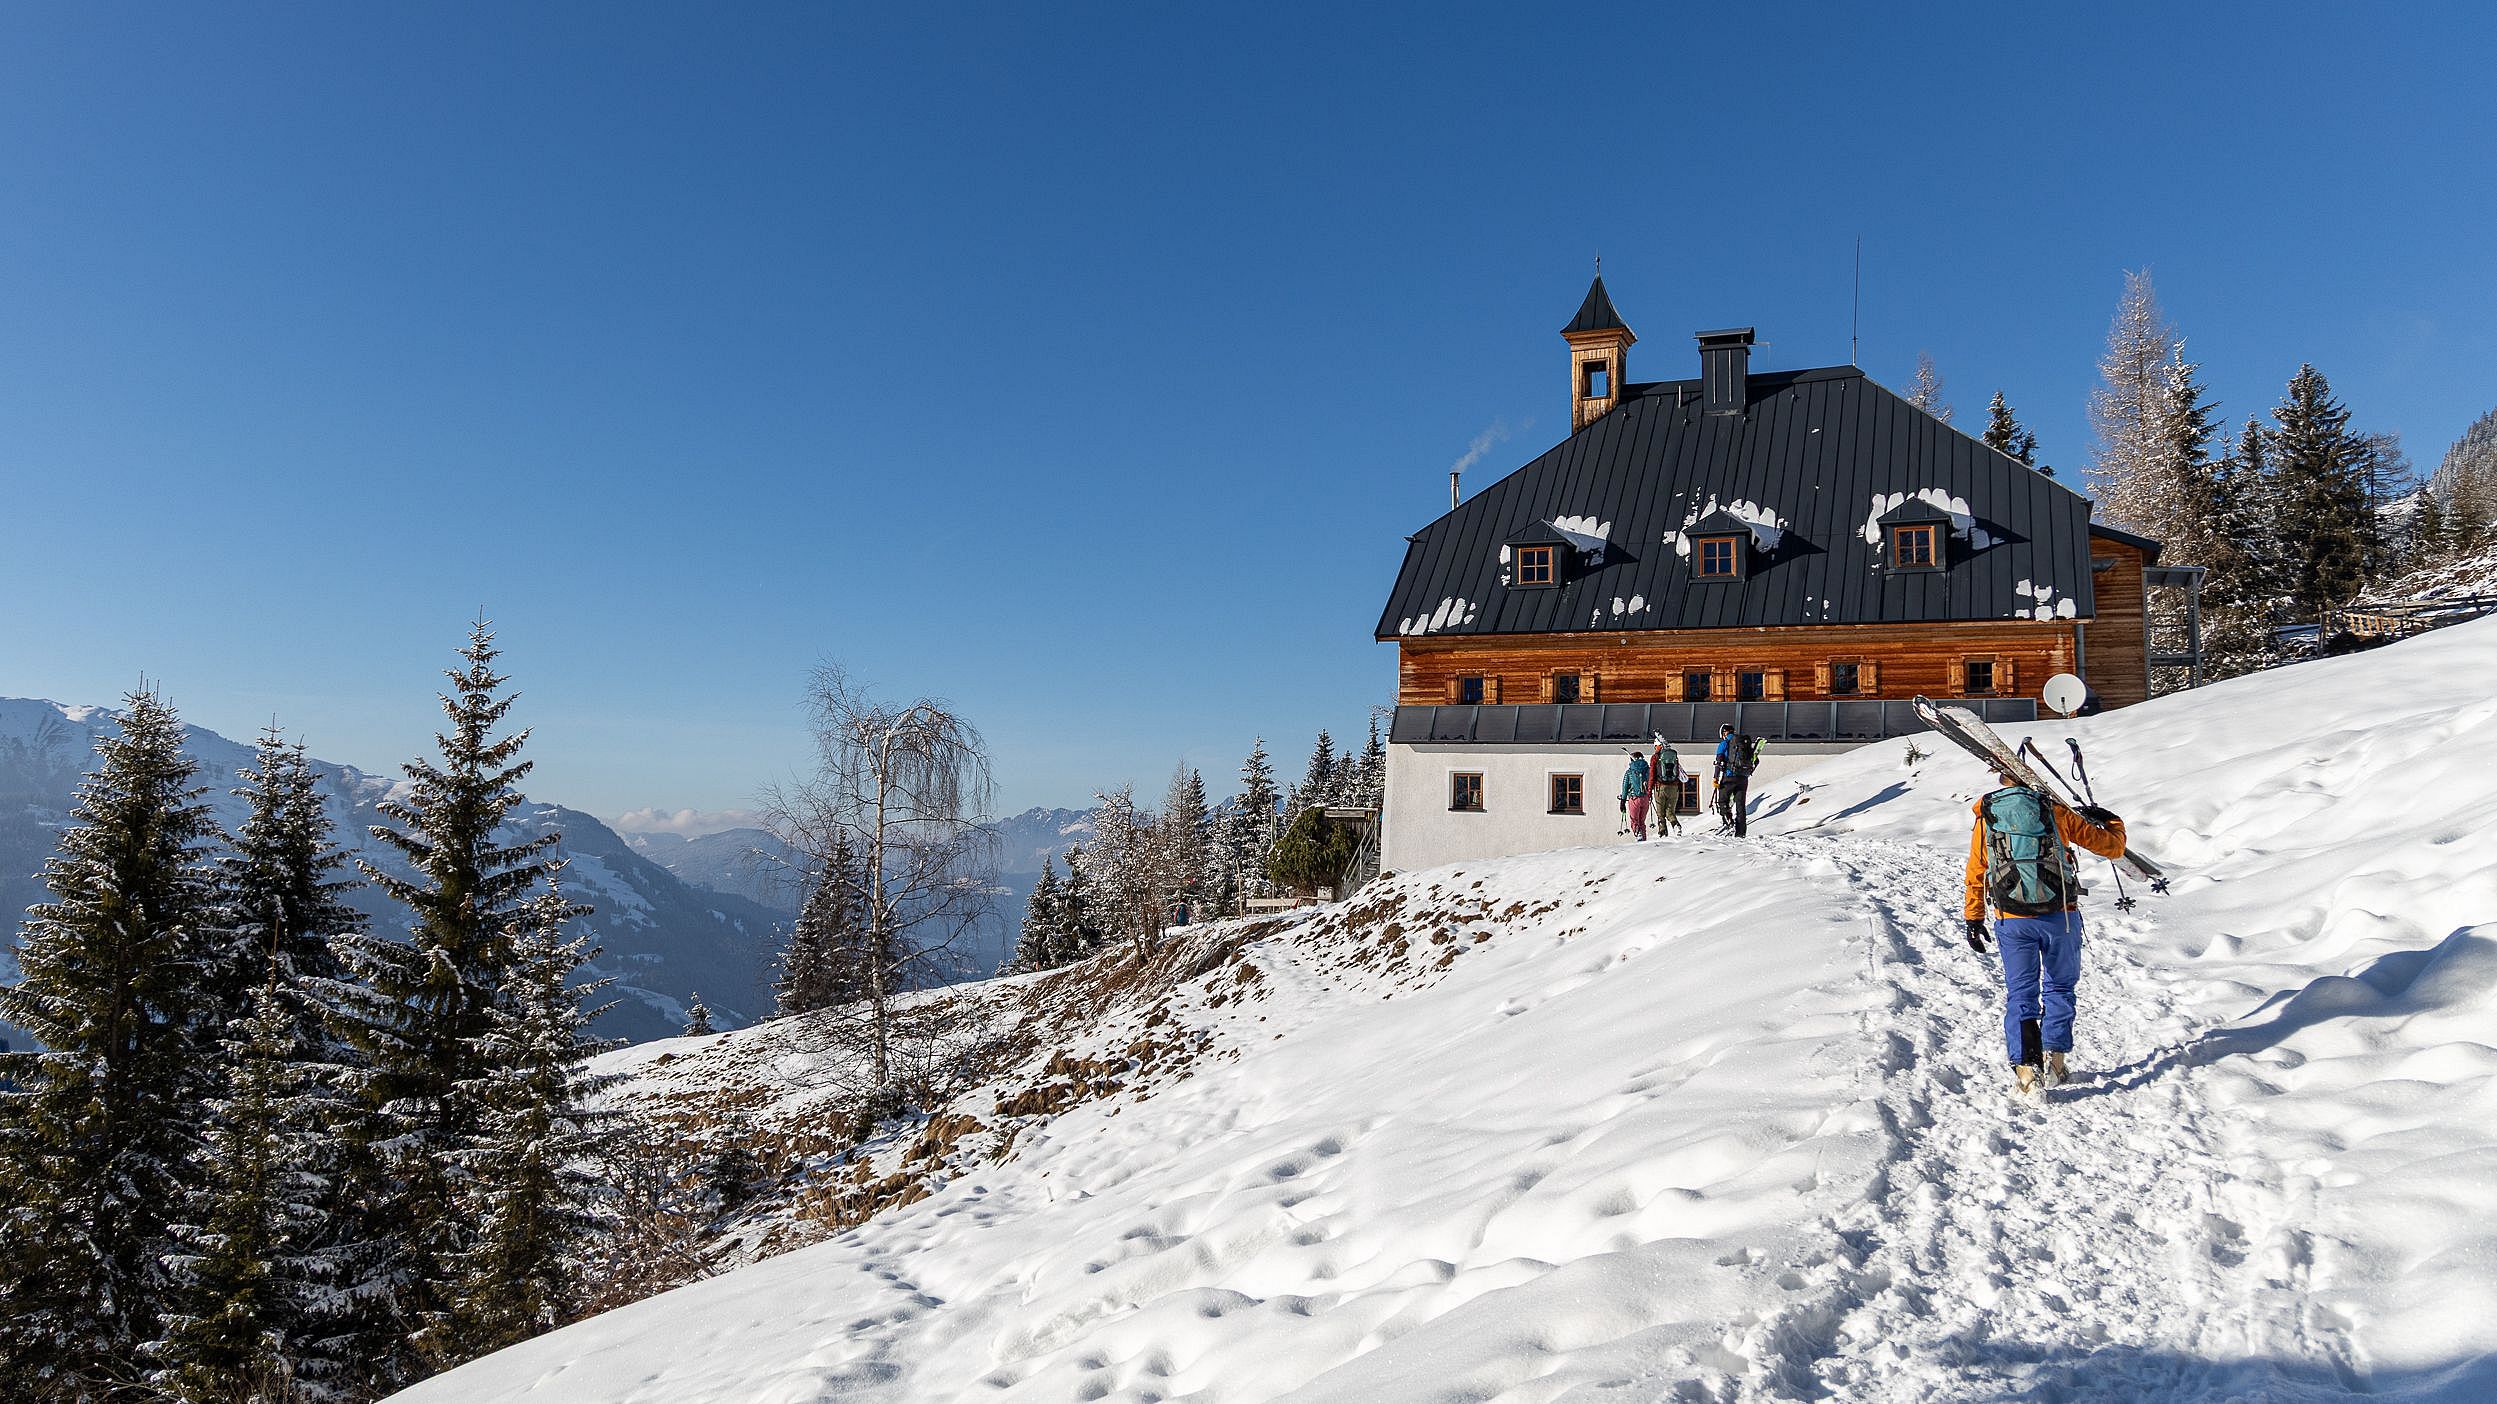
[
  {"left": 332, "top": 619, "right": 563, "bottom": 1376},
  {"left": 777, "top": 834, "right": 867, "bottom": 1015},
  {"left": 444, "top": 883, "right": 616, "bottom": 1361},
  {"left": 1981, "top": 391, "right": 2045, "bottom": 474},
  {"left": 0, "top": 688, "right": 223, "bottom": 1391},
  {"left": 1009, "top": 859, "right": 1067, "bottom": 972},
  {"left": 682, "top": 994, "right": 714, "bottom": 1038},
  {"left": 2267, "top": 365, "right": 2372, "bottom": 621},
  {"left": 152, "top": 988, "right": 354, "bottom": 1403}
]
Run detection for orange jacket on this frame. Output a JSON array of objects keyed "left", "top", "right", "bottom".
[{"left": 1963, "top": 791, "right": 2127, "bottom": 921}]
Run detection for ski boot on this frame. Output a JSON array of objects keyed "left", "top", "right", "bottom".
[
  {"left": 2013, "top": 1063, "right": 2041, "bottom": 1096},
  {"left": 2044, "top": 1050, "right": 2069, "bottom": 1088}
]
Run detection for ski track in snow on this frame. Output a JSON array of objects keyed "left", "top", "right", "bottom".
[{"left": 1723, "top": 833, "right": 2355, "bottom": 1403}]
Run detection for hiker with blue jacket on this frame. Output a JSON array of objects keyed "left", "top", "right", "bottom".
[{"left": 1962, "top": 766, "right": 2127, "bottom": 1095}]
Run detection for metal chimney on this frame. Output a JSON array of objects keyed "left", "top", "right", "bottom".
[{"left": 1695, "top": 327, "right": 1756, "bottom": 416}]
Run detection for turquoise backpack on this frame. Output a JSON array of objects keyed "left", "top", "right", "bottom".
[{"left": 1981, "top": 786, "right": 2078, "bottom": 916}]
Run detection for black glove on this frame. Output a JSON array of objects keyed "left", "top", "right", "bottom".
[
  {"left": 1619, "top": 796, "right": 1628, "bottom": 813},
  {"left": 1964, "top": 918, "right": 1990, "bottom": 953},
  {"left": 2077, "top": 804, "right": 2119, "bottom": 827}
]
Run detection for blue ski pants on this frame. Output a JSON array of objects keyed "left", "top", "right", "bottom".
[{"left": 1994, "top": 911, "right": 2083, "bottom": 1064}]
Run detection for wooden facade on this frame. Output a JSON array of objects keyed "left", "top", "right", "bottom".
[
  {"left": 1397, "top": 619, "right": 2081, "bottom": 708},
  {"left": 2081, "top": 534, "right": 2151, "bottom": 709}
]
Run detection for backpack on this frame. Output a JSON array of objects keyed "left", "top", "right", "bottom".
[
  {"left": 1721, "top": 735, "right": 1759, "bottom": 779},
  {"left": 1624, "top": 754, "right": 1649, "bottom": 796},
  {"left": 1654, "top": 751, "right": 1680, "bottom": 784},
  {"left": 1980, "top": 787, "right": 2079, "bottom": 917}
]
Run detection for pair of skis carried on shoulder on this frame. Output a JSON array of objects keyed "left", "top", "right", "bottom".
[{"left": 1910, "top": 695, "right": 2170, "bottom": 896}]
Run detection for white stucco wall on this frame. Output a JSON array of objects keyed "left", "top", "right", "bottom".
[{"left": 1381, "top": 741, "right": 1862, "bottom": 873}]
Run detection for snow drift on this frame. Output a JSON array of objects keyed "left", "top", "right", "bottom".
[{"left": 395, "top": 618, "right": 2497, "bottom": 1402}]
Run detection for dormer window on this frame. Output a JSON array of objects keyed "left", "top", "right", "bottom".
[
  {"left": 1696, "top": 535, "right": 1741, "bottom": 579},
  {"left": 1891, "top": 523, "right": 1940, "bottom": 569},
  {"left": 1516, "top": 545, "right": 1555, "bottom": 585}
]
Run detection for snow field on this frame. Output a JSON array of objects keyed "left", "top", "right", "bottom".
[
  {"left": 396, "top": 616, "right": 2497, "bottom": 1401},
  {"left": 397, "top": 842, "right": 1904, "bottom": 1401}
]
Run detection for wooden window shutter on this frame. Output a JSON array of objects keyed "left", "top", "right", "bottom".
[
  {"left": 1539, "top": 673, "right": 1554, "bottom": 703},
  {"left": 1586, "top": 672, "right": 1600, "bottom": 703},
  {"left": 2000, "top": 659, "right": 2018, "bottom": 693},
  {"left": 1861, "top": 660, "right": 1880, "bottom": 694},
  {"left": 1814, "top": 661, "right": 1832, "bottom": 694},
  {"left": 1948, "top": 658, "right": 1966, "bottom": 694},
  {"left": 1488, "top": 676, "right": 1502, "bottom": 704},
  {"left": 1764, "top": 669, "right": 1786, "bottom": 700},
  {"left": 1446, "top": 678, "right": 1462, "bottom": 704},
  {"left": 1664, "top": 672, "right": 1683, "bottom": 702}
]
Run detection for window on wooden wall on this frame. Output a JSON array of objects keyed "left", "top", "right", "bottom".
[
  {"left": 1696, "top": 536, "right": 1740, "bottom": 579},
  {"left": 1683, "top": 669, "right": 1712, "bottom": 702},
  {"left": 1827, "top": 660, "right": 1862, "bottom": 696},
  {"left": 1516, "top": 545, "right": 1555, "bottom": 586},
  {"left": 1738, "top": 670, "right": 1766, "bottom": 702},
  {"left": 1956, "top": 657, "right": 2014, "bottom": 696},
  {"left": 1450, "top": 772, "right": 1484, "bottom": 812},
  {"left": 1892, "top": 523, "right": 1940, "bottom": 569},
  {"left": 1550, "top": 672, "right": 1580, "bottom": 704},
  {"left": 1582, "top": 359, "right": 1611, "bottom": 399},
  {"left": 1548, "top": 774, "right": 1585, "bottom": 815}
]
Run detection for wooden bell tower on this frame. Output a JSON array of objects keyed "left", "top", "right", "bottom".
[{"left": 1562, "top": 274, "right": 1635, "bottom": 432}]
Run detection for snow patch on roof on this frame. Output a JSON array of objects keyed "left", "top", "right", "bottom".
[
  {"left": 1667, "top": 495, "right": 1787, "bottom": 557},
  {"left": 1400, "top": 597, "right": 1482, "bottom": 636},
  {"left": 1860, "top": 489, "right": 1999, "bottom": 550}
]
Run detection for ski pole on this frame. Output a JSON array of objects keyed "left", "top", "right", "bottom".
[{"left": 2020, "top": 739, "right": 2131, "bottom": 911}]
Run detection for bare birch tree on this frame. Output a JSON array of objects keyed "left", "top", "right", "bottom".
[{"left": 762, "top": 665, "right": 996, "bottom": 1097}]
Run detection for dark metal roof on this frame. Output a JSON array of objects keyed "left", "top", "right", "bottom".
[
  {"left": 1379, "top": 365, "right": 2127, "bottom": 639},
  {"left": 1391, "top": 697, "right": 2039, "bottom": 746},
  {"left": 2087, "top": 521, "right": 2166, "bottom": 565},
  {"left": 1562, "top": 276, "right": 1631, "bottom": 336}
]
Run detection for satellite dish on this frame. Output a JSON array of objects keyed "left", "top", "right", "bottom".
[{"left": 2041, "top": 673, "right": 2089, "bottom": 717}]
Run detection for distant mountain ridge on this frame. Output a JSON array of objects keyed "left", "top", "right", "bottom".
[
  {"left": 623, "top": 806, "right": 1103, "bottom": 975},
  {"left": 0, "top": 697, "right": 784, "bottom": 1045}
]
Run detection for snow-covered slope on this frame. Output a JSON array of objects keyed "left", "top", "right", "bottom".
[
  {"left": 0, "top": 698, "right": 786, "bottom": 1043},
  {"left": 394, "top": 619, "right": 2497, "bottom": 1401}
]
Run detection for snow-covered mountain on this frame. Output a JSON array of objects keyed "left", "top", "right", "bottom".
[
  {"left": 394, "top": 619, "right": 2497, "bottom": 1400},
  {"left": 624, "top": 805, "right": 1102, "bottom": 975},
  {"left": 0, "top": 698, "right": 785, "bottom": 1045}
]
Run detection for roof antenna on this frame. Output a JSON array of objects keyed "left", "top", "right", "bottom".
[{"left": 1850, "top": 235, "right": 1862, "bottom": 367}]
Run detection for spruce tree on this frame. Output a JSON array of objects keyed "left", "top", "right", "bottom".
[
  {"left": 0, "top": 688, "right": 223, "bottom": 1396},
  {"left": 776, "top": 834, "right": 866, "bottom": 1015},
  {"left": 333, "top": 619, "right": 562, "bottom": 1376},
  {"left": 2410, "top": 491, "right": 2449, "bottom": 566},
  {"left": 1981, "top": 390, "right": 2046, "bottom": 474},
  {"left": 1228, "top": 739, "right": 1281, "bottom": 910},
  {"left": 1159, "top": 764, "right": 1211, "bottom": 920},
  {"left": 1056, "top": 844, "right": 1100, "bottom": 958},
  {"left": 682, "top": 994, "right": 713, "bottom": 1038},
  {"left": 1009, "top": 859, "right": 1066, "bottom": 972},
  {"left": 156, "top": 728, "right": 379, "bottom": 1400},
  {"left": 2268, "top": 365, "right": 2371, "bottom": 622},
  {"left": 444, "top": 884, "right": 614, "bottom": 1360},
  {"left": 152, "top": 990, "right": 342, "bottom": 1403},
  {"left": 2200, "top": 416, "right": 2286, "bottom": 678},
  {"left": 1297, "top": 731, "right": 1337, "bottom": 813}
]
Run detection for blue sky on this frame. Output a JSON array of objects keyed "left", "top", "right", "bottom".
[{"left": 4, "top": 3, "right": 2492, "bottom": 824}]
